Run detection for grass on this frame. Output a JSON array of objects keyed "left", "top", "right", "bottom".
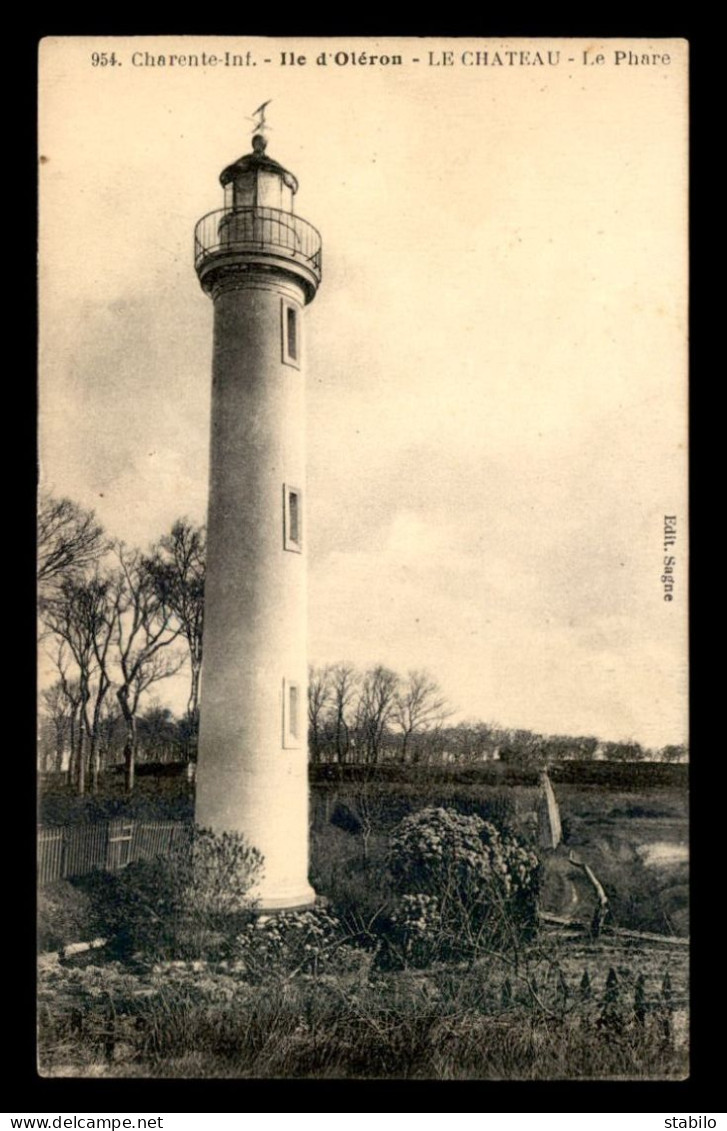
[{"left": 38, "top": 944, "right": 688, "bottom": 1079}]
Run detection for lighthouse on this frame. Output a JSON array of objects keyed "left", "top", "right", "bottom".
[{"left": 193, "top": 127, "right": 321, "bottom": 910}]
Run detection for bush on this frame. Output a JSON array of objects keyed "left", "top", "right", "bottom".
[
  {"left": 380, "top": 806, "right": 540, "bottom": 967},
  {"left": 232, "top": 907, "right": 365, "bottom": 980},
  {"left": 37, "top": 881, "right": 93, "bottom": 953},
  {"left": 82, "top": 827, "right": 263, "bottom": 960}
]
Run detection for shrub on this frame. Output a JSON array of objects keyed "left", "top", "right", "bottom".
[
  {"left": 37, "top": 880, "right": 93, "bottom": 953},
  {"left": 232, "top": 907, "right": 364, "bottom": 980},
  {"left": 310, "top": 819, "right": 395, "bottom": 945},
  {"left": 38, "top": 777, "right": 194, "bottom": 827},
  {"left": 381, "top": 806, "right": 540, "bottom": 967},
  {"left": 82, "top": 826, "right": 263, "bottom": 960}
]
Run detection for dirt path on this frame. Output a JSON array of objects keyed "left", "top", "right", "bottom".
[{"left": 539, "top": 850, "right": 603, "bottom": 921}]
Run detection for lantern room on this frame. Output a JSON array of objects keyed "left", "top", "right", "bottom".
[
  {"left": 194, "top": 133, "right": 322, "bottom": 304},
  {"left": 220, "top": 133, "right": 299, "bottom": 213}
]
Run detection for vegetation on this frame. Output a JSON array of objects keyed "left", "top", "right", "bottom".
[
  {"left": 38, "top": 495, "right": 205, "bottom": 795},
  {"left": 310, "top": 777, "right": 687, "bottom": 941},
  {"left": 143, "top": 521, "right": 206, "bottom": 759},
  {"left": 37, "top": 495, "right": 689, "bottom": 1077},
  {"left": 38, "top": 493, "right": 108, "bottom": 596},
  {"left": 38, "top": 948, "right": 687, "bottom": 1079},
  {"left": 78, "top": 827, "right": 262, "bottom": 961},
  {"left": 38, "top": 881, "right": 94, "bottom": 953},
  {"left": 37, "top": 811, "right": 687, "bottom": 1080},
  {"left": 379, "top": 807, "right": 540, "bottom": 967}
]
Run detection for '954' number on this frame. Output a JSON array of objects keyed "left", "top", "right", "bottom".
[{"left": 91, "top": 52, "right": 120, "bottom": 66}]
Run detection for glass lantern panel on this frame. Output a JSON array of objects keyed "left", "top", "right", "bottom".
[
  {"left": 257, "top": 171, "right": 286, "bottom": 210},
  {"left": 231, "top": 172, "right": 256, "bottom": 210}
]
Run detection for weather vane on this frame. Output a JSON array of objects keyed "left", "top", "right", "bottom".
[{"left": 248, "top": 100, "right": 272, "bottom": 139}]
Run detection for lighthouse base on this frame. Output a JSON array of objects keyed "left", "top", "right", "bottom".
[{"left": 254, "top": 881, "right": 317, "bottom": 913}]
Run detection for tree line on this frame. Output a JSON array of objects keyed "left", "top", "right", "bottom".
[
  {"left": 38, "top": 493, "right": 688, "bottom": 794},
  {"left": 306, "top": 667, "right": 686, "bottom": 767},
  {"left": 308, "top": 663, "right": 451, "bottom": 765}
]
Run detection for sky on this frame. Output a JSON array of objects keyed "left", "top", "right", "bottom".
[{"left": 38, "top": 36, "right": 689, "bottom": 747}]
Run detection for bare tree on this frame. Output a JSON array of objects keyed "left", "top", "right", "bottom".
[
  {"left": 308, "top": 664, "right": 332, "bottom": 764},
  {"left": 84, "top": 574, "right": 118, "bottom": 793},
  {"left": 535, "top": 733, "right": 600, "bottom": 763},
  {"left": 567, "top": 736, "right": 600, "bottom": 761},
  {"left": 393, "top": 669, "right": 451, "bottom": 763},
  {"left": 40, "top": 680, "right": 74, "bottom": 774},
  {"left": 441, "top": 720, "right": 507, "bottom": 765},
  {"left": 599, "top": 740, "right": 646, "bottom": 763},
  {"left": 328, "top": 663, "right": 360, "bottom": 764},
  {"left": 95, "top": 696, "right": 123, "bottom": 775},
  {"left": 37, "top": 492, "right": 108, "bottom": 594},
  {"left": 145, "top": 520, "right": 205, "bottom": 758},
  {"left": 111, "top": 543, "right": 186, "bottom": 792},
  {"left": 41, "top": 581, "right": 100, "bottom": 794},
  {"left": 660, "top": 743, "right": 688, "bottom": 763},
  {"left": 51, "top": 644, "right": 83, "bottom": 786},
  {"left": 498, "top": 728, "right": 545, "bottom": 769},
  {"left": 347, "top": 774, "right": 377, "bottom": 871},
  {"left": 356, "top": 665, "right": 399, "bottom": 765},
  {"left": 42, "top": 571, "right": 120, "bottom": 793}
]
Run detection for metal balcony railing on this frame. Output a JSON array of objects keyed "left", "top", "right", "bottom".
[{"left": 194, "top": 206, "right": 322, "bottom": 284}]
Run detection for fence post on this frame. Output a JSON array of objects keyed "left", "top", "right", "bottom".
[{"left": 106, "top": 820, "right": 135, "bottom": 871}]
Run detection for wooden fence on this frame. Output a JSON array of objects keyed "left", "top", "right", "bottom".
[{"left": 38, "top": 820, "right": 186, "bottom": 886}]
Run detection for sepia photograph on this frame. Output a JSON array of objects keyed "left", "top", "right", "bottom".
[{"left": 37, "top": 35, "right": 688, "bottom": 1080}]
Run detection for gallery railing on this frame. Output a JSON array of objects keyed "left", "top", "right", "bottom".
[{"left": 194, "top": 207, "right": 322, "bottom": 283}]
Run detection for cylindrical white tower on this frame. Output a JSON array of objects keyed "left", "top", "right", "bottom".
[{"left": 194, "top": 133, "right": 321, "bottom": 910}]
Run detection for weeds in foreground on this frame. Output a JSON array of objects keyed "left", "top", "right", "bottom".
[
  {"left": 38, "top": 807, "right": 687, "bottom": 1080},
  {"left": 38, "top": 953, "right": 687, "bottom": 1079}
]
